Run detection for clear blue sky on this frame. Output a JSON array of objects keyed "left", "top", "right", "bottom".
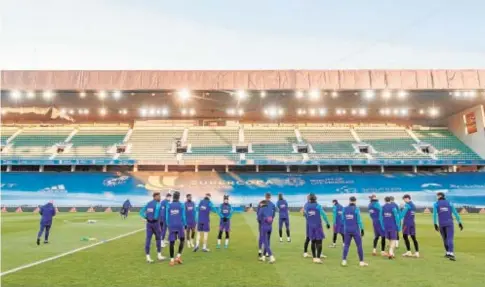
[{"left": 1, "top": 0, "right": 484, "bottom": 69}]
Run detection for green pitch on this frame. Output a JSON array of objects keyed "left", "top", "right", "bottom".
[{"left": 1, "top": 212, "right": 484, "bottom": 287}]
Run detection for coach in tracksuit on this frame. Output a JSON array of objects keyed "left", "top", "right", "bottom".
[
  {"left": 433, "top": 192, "right": 463, "bottom": 261},
  {"left": 37, "top": 200, "right": 56, "bottom": 245},
  {"left": 139, "top": 192, "right": 164, "bottom": 263}
]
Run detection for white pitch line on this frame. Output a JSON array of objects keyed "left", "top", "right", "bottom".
[{"left": 1, "top": 228, "right": 144, "bottom": 277}]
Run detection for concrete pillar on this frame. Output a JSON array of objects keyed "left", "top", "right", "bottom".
[
  {"left": 225, "top": 165, "right": 229, "bottom": 173},
  {"left": 39, "top": 165, "right": 44, "bottom": 172},
  {"left": 256, "top": 165, "right": 259, "bottom": 173},
  {"left": 286, "top": 165, "right": 290, "bottom": 173},
  {"left": 71, "top": 165, "right": 76, "bottom": 172},
  {"left": 380, "top": 165, "right": 385, "bottom": 173},
  {"left": 413, "top": 166, "right": 417, "bottom": 173},
  {"left": 317, "top": 165, "right": 321, "bottom": 172},
  {"left": 164, "top": 165, "right": 168, "bottom": 172},
  {"left": 348, "top": 165, "right": 353, "bottom": 172},
  {"left": 7, "top": 165, "right": 12, "bottom": 172},
  {"left": 102, "top": 165, "right": 107, "bottom": 172},
  {"left": 133, "top": 164, "right": 138, "bottom": 172}
]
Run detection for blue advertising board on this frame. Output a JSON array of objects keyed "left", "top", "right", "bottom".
[{"left": 1, "top": 172, "right": 485, "bottom": 208}]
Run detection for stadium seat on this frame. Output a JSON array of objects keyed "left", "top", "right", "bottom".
[
  {"left": 355, "top": 128, "right": 430, "bottom": 159},
  {"left": 2, "top": 127, "right": 73, "bottom": 159},
  {"left": 245, "top": 127, "right": 302, "bottom": 162},
  {"left": 299, "top": 128, "right": 365, "bottom": 160},
  {"left": 58, "top": 127, "right": 128, "bottom": 160},
  {"left": 414, "top": 130, "right": 482, "bottom": 160},
  {"left": 183, "top": 127, "right": 240, "bottom": 164},
  {"left": 122, "top": 127, "right": 183, "bottom": 163}
]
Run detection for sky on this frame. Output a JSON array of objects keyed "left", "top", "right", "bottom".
[{"left": 1, "top": 0, "right": 484, "bottom": 70}]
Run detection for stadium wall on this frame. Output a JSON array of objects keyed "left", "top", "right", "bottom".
[
  {"left": 448, "top": 104, "right": 485, "bottom": 158},
  {"left": 1, "top": 172, "right": 485, "bottom": 208}
]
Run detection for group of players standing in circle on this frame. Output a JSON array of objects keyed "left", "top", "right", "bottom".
[{"left": 139, "top": 190, "right": 464, "bottom": 266}]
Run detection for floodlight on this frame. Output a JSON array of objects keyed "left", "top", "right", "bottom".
[
  {"left": 113, "top": 91, "right": 122, "bottom": 100},
  {"left": 309, "top": 90, "right": 320, "bottom": 101},
  {"left": 10, "top": 90, "right": 21, "bottom": 100},
  {"left": 363, "top": 90, "right": 375, "bottom": 100}
]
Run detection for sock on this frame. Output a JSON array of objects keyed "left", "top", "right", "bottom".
[
  {"left": 304, "top": 237, "right": 310, "bottom": 253},
  {"left": 169, "top": 241, "right": 175, "bottom": 258},
  {"left": 316, "top": 240, "right": 323, "bottom": 258},
  {"left": 225, "top": 239, "right": 229, "bottom": 246},
  {"left": 203, "top": 232, "right": 208, "bottom": 249},
  {"left": 411, "top": 235, "right": 419, "bottom": 252},
  {"left": 381, "top": 237, "right": 386, "bottom": 251},
  {"left": 373, "top": 237, "right": 379, "bottom": 248},
  {"left": 389, "top": 241, "right": 395, "bottom": 256},
  {"left": 403, "top": 235, "right": 411, "bottom": 251},
  {"left": 177, "top": 253, "right": 181, "bottom": 258},
  {"left": 311, "top": 240, "right": 317, "bottom": 258},
  {"left": 217, "top": 239, "right": 221, "bottom": 245},
  {"left": 286, "top": 229, "right": 290, "bottom": 238},
  {"left": 196, "top": 232, "right": 200, "bottom": 246},
  {"left": 178, "top": 239, "right": 185, "bottom": 254},
  {"left": 279, "top": 229, "right": 283, "bottom": 238},
  {"left": 333, "top": 233, "right": 338, "bottom": 244}
]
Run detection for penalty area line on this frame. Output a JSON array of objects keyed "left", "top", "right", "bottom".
[{"left": 1, "top": 228, "right": 144, "bottom": 277}]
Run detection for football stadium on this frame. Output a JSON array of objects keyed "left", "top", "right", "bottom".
[
  {"left": 2, "top": 1, "right": 485, "bottom": 286},
  {"left": 1, "top": 69, "right": 485, "bottom": 287}
]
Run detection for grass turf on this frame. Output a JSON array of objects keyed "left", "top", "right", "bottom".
[{"left": 1, "top": 212, "right": 484, "bottom": 287}]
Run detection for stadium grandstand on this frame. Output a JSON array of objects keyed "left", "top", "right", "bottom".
[{"left": 1, "top": 70, "right": 484, "bottom": 173}]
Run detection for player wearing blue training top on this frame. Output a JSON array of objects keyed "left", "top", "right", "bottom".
[
  {"left": 194, "top": 193, "right": 217, "bottom": 252},
  {"left": 217, "top": 195, "right": 233, "bottom": 249},
  {"left": 276, "top": 193, "right": 291, "bottom": 243},
  {"left": 36, "top": 200, "right": 56, "bottom": 245},
  {"left": 166, "top": 191, "right": 186, "bottom": 266},
  {"left": 257, "top": 199, "right": 276, "bottom": 263},
  {"left": 381, "top": 196, "right": 401, "bottom": 259},
  {"left": 368, "top": 194, "right": 386, "bottom": 256},
  {"left": 159, "top": 193, "right": 172, "bottom": 247},
  {"left": 401, "top": 194, "right": 420, "bottom": 258},
  {"left": 302, "top": 195, "right": 311, "bottom": 258},
  {"left": 139, "top": 192, "right": 164, "bottom": 263},
  {"left": 257, "top": 192, "right": 276, "bottom": 257},
  {"left": 329, "top": 199, "right": 344, "bottom": 248},
  {"left": 304, "top": 194, "right": 330, "bottom": 264},
  {"left": 433, "top": 192, "right": 463, "bottom": 261},
  {"left": 120, "top": 199, "right": 132, "bottom": 219},
  {"left": 389, "top": 196, "right": 400, "bottom": 248},
  {"left": 341, "top": 196, "right": 368, "bottom": 267},
  {"left": 184, "top": 194, "right": 197, "bottom": 248}
]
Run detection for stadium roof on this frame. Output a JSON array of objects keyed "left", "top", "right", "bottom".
[{"left": 2, "top": 70, "right": 485, "bottom": 91}]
